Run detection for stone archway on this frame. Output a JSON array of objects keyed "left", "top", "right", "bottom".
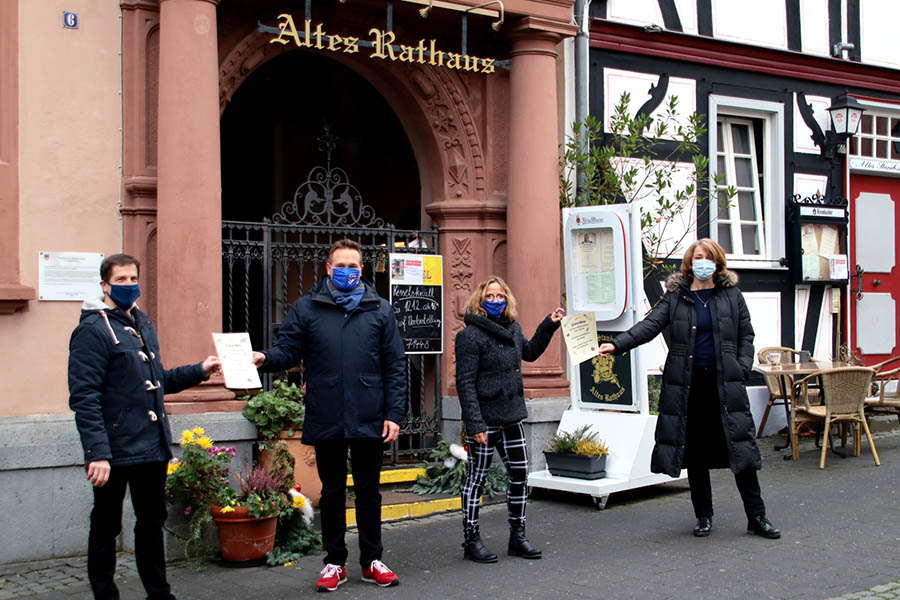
[
  {"left": 217, "top": 31, "right": 487, "bottom": 208},
  {"left": 216, "top": 30, "right": 497, "bottom": 394}
]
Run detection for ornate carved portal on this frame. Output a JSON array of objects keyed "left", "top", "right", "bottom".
[{"left": 217, "top": 29, "right": 506, "bottom": 396}]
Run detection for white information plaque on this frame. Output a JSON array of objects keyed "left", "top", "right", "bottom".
[
  {"left": 212, "top": 333, "right": 262, "bottom": 390},
  {"left": 38, "top": 251, "right": 104, "bottom": 301}
]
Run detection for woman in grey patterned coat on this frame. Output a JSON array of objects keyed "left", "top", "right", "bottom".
[{"left": 454, "top": 276, "right": 564, "bottom": 563}]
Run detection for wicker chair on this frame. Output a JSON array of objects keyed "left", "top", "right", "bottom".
[
  {"left": 755, "top": 346, "right": 820, "bottom": 438},
  {"left": 865, "top": 356, "right": 900, "bottom": 427},
  {"left": 792, "top": 367, "right": 880, "bottom": 469}
]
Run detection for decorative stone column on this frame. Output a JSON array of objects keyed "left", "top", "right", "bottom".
[
  {"left": 506, "top": 18, "right": 571, "bottom": 399},
  {"left": 157, "top": 0, "right": 235, "bottom": 411}
]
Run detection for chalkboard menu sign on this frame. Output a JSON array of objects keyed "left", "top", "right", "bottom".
[
  {"left": 389, "top": 254, "right": 444, "bottom": 354},
  {"left": 578, "top": 331, "right": 635, "bottom": 410}
]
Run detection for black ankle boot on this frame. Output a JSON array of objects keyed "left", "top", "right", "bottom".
[
  {"left": 693, "top": 516, "right": 712, "bottom": 537},
  {"left": 746, "top": 514, "right": 781, "bottom": 539},
  {"left": 463, "top": 530, "right": 498, "bottom": 563},
  {"left": 508, "top": 524, "right": 542, "bottom": 559}
]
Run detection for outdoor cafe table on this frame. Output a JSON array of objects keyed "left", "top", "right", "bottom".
[{"left": 753, "top": 361, "right": 851, "bottom": 459}]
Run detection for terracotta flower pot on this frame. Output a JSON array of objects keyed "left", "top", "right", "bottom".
[
  {"left": 256, "top": 430, "right": 322, "bottom": 507},
  {"left": 210, "top": 505, "right": 277, "bottom": 564}
]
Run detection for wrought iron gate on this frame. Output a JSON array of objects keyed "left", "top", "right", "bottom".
[{"left": 222, "top": 131, "right": 441, "bottom": 463}]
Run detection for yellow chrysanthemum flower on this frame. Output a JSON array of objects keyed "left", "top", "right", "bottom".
[
  {"left": 180, "top": 430, "right": 195, "bottom": 445},
  {"left": 219, "top": 506, "right": 235, "bottom": 513},
  {"left": 192, "top": 427, "right": 205, "bottom": 436},
  {"left": 283, "top": 562, "right": 294, "bottom": 567},
  {"left": 196, "top": 436, "right": 213, "bottom": 449},
  {"left": 292, "top": 495, "right": 306, "bottom": 509},
  {"left": 166, "top": 461, "right": 181, "bottom": 475}
]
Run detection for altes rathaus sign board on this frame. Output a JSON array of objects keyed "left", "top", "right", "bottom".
[{"left": 268, "top": 13, "right": 500, "bottom": 74}]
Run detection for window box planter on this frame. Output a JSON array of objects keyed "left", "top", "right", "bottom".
[{"left": 543, "top": 452, "right": 607, "bottom": 480}]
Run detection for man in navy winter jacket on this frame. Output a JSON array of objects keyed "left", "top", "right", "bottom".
[
  {"left": 68, "top": 254, "right": 220, "bottom": 600},
  {"left": 252, "top": 239, "right": 406, "bottom": 592}
]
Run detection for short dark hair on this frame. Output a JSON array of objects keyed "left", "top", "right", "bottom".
[
  {"left": 328, "top": 239, "right": 363, "bottom": 262},
  {"left": 100, "top": 254, "right": 140, "bottom": 281}
]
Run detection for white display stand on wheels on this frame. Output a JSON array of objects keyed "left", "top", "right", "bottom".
[{"left": 528, "top": 205, "right": 686, "bottom": 509}]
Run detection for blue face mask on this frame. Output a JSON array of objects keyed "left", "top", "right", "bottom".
[
  {"left": 692, "top": 259, "right": 717, "bottom": 281},
  {"left": 107, "top": 283, "right": 140, "bottom": 310},
  {"left": 331, "top": 267, "right": 361, "bottom": 292},
  {"left": 482, "top": 300, "right": 506, "bottom": 319}
]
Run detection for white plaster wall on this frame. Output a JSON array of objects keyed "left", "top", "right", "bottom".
[
  {"left": 794, "top": 94, "right": 830, "bottom": 155},
  {"left": 604, "top": 68, "right": 696, "bottom": 140},
  {"left": 860, "top": 0, "right": 900, "bottom": 70},
  {"left": 607, "top": 0, "right": 699, "bottom": 35},
  {"left": 800, "top": 0, "right": 830, "bottom": 57},
  {"left": 2, "top": 0, "right": 123, "bottom": 417},
  {"left": 712, "top": 0, "right": 788, "bottom": 50}
]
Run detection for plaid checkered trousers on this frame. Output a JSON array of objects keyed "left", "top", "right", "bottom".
[{"left": 460, "top": 421, "right": 529, "bottom": 534}]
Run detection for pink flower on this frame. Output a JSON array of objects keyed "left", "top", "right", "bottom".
[{"left": 184, "top": 506, "right": 191, "bottom": 516}]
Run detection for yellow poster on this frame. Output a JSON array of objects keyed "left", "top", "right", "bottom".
[{"left": 423, "top": 256, "right": 442, "bottom": 286}]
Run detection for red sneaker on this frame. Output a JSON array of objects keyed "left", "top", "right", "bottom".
[
  {"left": 361, "top": 560, "right": 400, "bottom": 587},
  {"left": 316, "top": 564, "right": 347, "bottom": 593}
]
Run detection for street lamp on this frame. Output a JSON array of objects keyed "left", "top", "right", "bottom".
[{"left": 822, "top": 92, "right": 865, "bottom": 158}]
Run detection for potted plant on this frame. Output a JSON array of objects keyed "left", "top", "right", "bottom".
[
  {"left": 240, "top": 380, "right": 322, "bottom": 507},
  {"left": 165, "top": 427, "right": 236, "bottom": 562},
  {"left": 544, "top": 425, "right": 610, "bottom": 480},
  {"left": 210, "top": 464, "right": 285, "bottom": 565},
  {"left": 165, "top": 427, "right": 296, "bottom": 566}
]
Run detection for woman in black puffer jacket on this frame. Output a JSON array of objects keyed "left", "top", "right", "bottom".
[
  {"left": 598, "top": 239, "right": 780, "bottom": 540},
  {"left": 455, "top": 276, "right": 564, "bottom": 563}
]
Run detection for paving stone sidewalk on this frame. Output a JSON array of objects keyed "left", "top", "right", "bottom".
[{"left": 2, "top": 432, "right": 899, "bottom": 600}]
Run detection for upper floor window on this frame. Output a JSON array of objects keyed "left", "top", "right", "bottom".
[
  {"left": 715, "top": 117, "right": 765, "bottom": 257},
  {"left": 708, "top": 95, "right": 785, "bottom": 268},
  {"left": 849, "top": 113, "right": 900, "bottom": 160}
]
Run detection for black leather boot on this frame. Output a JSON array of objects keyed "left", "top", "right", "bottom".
[
  {"left": 508, "top": 524, "right": 542, "bottom": 559},
  {"left": 693, "top": 516, "right": 712, "bottom": 537},
  {"left": 463, "top": 530, "right": 498, "bottom": 563},
  {"left": 747, "top": 514, "right": 781, "bottom": 539}
]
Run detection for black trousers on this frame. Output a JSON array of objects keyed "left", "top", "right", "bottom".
[
  {"left": 88, "top": 461, "right": 172, "bottom": 600},
  {"left": 314, "top": 437, "right": 385, "bottom": 568},
  {"left": 686, "top": 365, "right": 765, "bottom": 520},
  {"left": 688, "top": 466, "right": 765, "bottom": 519}
]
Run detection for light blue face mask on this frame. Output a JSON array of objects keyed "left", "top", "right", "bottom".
[{"left": 692, "top": 259, "right": 717, "bottom": 281}]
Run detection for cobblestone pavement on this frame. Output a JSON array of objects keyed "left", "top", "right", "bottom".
[
  {"left": 2, "top": 431, "right": 899, "bottom": 600},
  {"left": 829, "top": 581, "right": 900, "bottom": 600}
]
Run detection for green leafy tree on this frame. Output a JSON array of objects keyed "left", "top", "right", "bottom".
[{"left": 560, "top": 92, "right": 736, "bottom": 279}]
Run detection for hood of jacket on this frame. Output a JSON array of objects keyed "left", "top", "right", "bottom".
[{"left": 665, "top": 270, "right": 739, "bottom": 293}]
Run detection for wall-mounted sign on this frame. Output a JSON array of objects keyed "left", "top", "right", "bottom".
[
  {"left": 849, "top": 157, "right": 900, "bottom": 176},
  {"left": 389, "top": 253, "right": 443, "bottom": 354},
  {"left": 269, "top": 14, "right": 499, "bottom": 75},
  {"left": 62, "top": 11, "right": 78, "bottom": 29},
  {"left": 38, "top": 251, "right": 103, "bottom": 301}
]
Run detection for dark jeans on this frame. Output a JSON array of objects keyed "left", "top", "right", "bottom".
[
  {"left": 688, "top": 466, "right": 765, "bottom": 520},
  {"left": 314, "top": 437, "right": 385, "bottom": 568},
  {"left": 88, "top": 461, "right": 172, "bottom": 600}
]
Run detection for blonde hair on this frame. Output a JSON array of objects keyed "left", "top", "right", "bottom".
[
  {"left": 681, "top": 238, "right": 731, "bottom": 280},
  {"left": 464, "top": 276, "right": 518, "bottom": 321}
]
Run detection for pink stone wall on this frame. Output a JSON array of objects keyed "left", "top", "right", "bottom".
[{"left": 0, "top": 0, "right": 123, "bottom": 416}]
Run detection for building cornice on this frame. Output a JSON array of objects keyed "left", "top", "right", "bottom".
[{"left": 589, "top": 20, "right": 900, "bottom": 96}]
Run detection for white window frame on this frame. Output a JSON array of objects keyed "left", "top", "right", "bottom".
[
  {"left": 709, "top": 95, "right": 786, "bottom": 269},
  {"left": 716, "top": 117, "right": 766, "bottom": 258}
]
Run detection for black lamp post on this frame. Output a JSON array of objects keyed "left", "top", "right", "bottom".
[{"left": 822, "top": 92, "right": 865, "bottom": 159}]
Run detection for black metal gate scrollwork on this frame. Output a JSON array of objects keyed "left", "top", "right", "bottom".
[{"left": 223, "top": 127, "right": 440, "bottom": 463}]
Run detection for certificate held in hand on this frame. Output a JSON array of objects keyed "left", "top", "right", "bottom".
[
  {"left": 212, "top": 333, "right": 262, "bottom": 391},
  {"left": 560, "top": 312, "right": 601, "bottom": 365}
]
